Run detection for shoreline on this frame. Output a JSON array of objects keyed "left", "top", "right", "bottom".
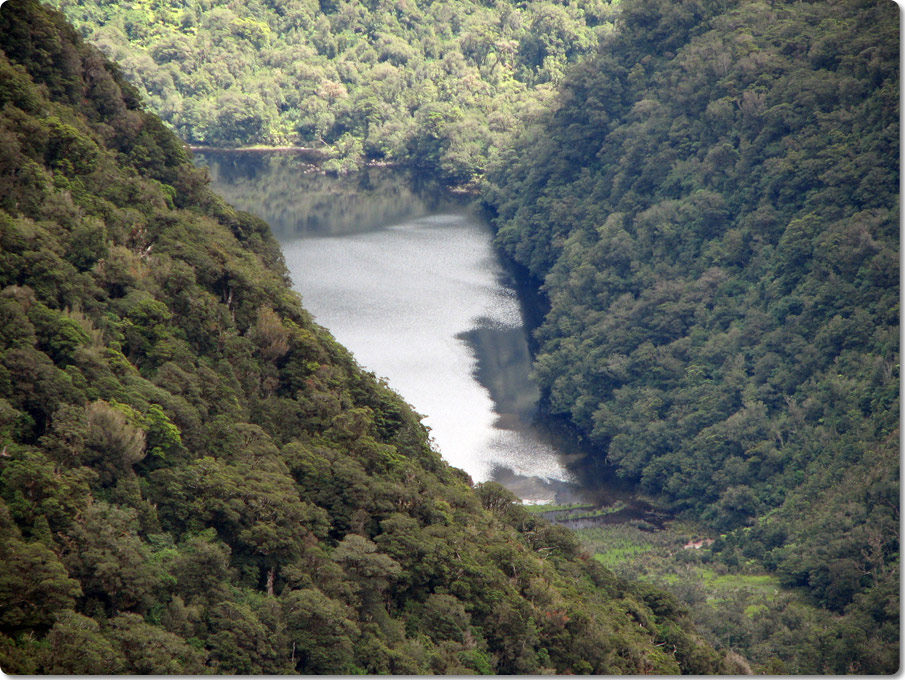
[
  {"left": 188, "top": 144, "right": 400, "bottom": 169},
  {"left": 190, "top": 145, "right": 479, "bottom": 195},
  {"left": 187, "top": 144, "right": 326, "bottom": 154}
]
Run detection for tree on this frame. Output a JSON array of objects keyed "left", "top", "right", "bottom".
[
  {"left": 42, "top": 611, "right": 124, "bottom": 674},
  {"left": 283, "top": 588, "right": 359, "bottom": 673},
  {"left": 0, "top": 502, "right": 82, "bottom": 634}
]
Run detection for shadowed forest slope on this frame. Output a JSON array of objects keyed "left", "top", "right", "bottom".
[
  {"left": 482, "top": 0, "right": 898, "bottom": 673},
  {"left": 0, "top": 0, "right": 739, "bottom": 673}
]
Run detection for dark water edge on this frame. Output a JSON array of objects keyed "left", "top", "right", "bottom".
[
  {"left": 189, "top": 145, "right": 328, "bottom": 158},
  {"left": 492, "top": 249, "right": 551, "bottom": 357},
  {"left": 457, "top": 265, "right": 669, "bottom": 528}
]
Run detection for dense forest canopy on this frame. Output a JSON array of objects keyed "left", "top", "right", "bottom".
[
  {"left": 482, "top": 0, "right": 898, "bottom": 672},
  {"left": 0, "top": 0, "right": 746, "bottom": 673},
  {"left": 46, "top": 0, "right": 612, "bottom": 182},
  {"left": 1, "top": 0, "right": 899, "bottom": 672}
]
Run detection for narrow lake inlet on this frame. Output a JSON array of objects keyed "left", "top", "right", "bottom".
[{"left": 196, "top": 152, "right": 608, "bottom": 506}]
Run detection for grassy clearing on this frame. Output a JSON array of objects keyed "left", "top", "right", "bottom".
[
  {"left": 577, "top": 523, "right": 681, "bottom": 570},
  {"left": 572, "top": 520, "right": 818, "bottom": 672},
  {"left": 592, "top": 544, "right": 654, "bottom": 568},
  {"left": 711, "top": 572, "right": 780, "bottom": 592},
  {"left": 693, "top": 567, "right": 779, "bottom": 591},
  {"left": 577, "top": 523, "right": 683, "bottom": 563},
  {"left": 577, "top": 525, "right": 781, "bottom": 599}
]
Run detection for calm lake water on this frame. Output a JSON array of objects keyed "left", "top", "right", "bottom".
[{"left": 195, "top": 151, "right": 647, "bottom": 510}]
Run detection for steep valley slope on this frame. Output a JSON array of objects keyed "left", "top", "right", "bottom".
[{"left": 482, "top": 0, "right": 899, "bottom": 672}]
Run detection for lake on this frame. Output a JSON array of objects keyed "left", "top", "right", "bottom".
[{"left": 195, "top": 151, "right": 649, "bottom": 512}]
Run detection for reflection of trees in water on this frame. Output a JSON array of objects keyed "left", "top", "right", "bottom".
[
  {"left": 460, "top": 321, "right": 659, "bottom": 515},
  {"left": 456, "top": 323, "right": 539, "bottom": 427},
  {"left": 195, "top": 152, "right": 460, "bottom": 238}
]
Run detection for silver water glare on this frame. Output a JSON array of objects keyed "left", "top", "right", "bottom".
[
  {"left": 195, "top": 153, "right": 582, "bottom": 503},
  {"left": 281, "top": 212, "right": 572, "bottom": 487}
]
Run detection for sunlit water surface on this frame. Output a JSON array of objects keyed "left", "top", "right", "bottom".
[
  {"left": 282, "top": 212, "right": 572, "bottom": 485},
  {"left": 196, "top": 153, "right": 586, "bottom": 502}
]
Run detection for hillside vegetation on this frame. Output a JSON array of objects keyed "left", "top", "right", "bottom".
[
  {"left": 483, "top": 0, "right": 898, "bottom": 672},
  {"left": 0, "top": 0, "right": 742, "bottom": 673},
  {"left": 47, "top": 0, "right": 610, "bottom": 182}
]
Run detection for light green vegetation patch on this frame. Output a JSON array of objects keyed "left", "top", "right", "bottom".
[
  {"left": 743, "top": 604, "right": 768, "bottom": 618},
  {"left": 556, "top": 501, "right": 626, "bottom": 520},
  {"left": 692, "top": 568, "right": 781, "bottom": 606},
  {"left": 576, "top": 523, "right": 669, "bottom": 569},
  {"left": 574, "top": 522, "right": 831, "bottom": 673}
]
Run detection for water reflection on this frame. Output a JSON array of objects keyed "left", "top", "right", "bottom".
[
  {"left": 196, "top": 151, "right": 458, "bottom": 237},
  {"left": 456, "top": 321, "right": 540, "bottom": 428}
]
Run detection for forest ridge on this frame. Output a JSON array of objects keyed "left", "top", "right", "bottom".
[{"left": 47, "top": 0, "right": 610, "bottom": 181}]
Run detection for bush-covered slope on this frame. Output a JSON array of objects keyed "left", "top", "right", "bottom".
[
  {"left": 0, "top": 0, "right": 738, "bottom": 673},
  {"left": 47, "top": 0, "right": 610, "bottom": 182},
  {"left": 483, "top": 0, "right": 898, "bottom": 671}
]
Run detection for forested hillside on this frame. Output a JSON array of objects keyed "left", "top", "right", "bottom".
[
  {"left": 47, "top": 0, "right": 610, "bottom": 182},
  {"left": 483, "top": 0, "right": 899, "bottom": 672},
  {"left": 0, "top": 0, "right": 744, "bottom": 673}
]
